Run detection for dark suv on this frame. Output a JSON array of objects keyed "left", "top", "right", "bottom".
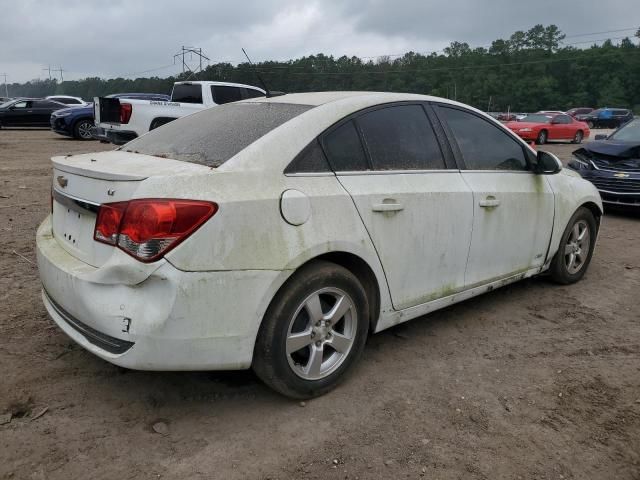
[{"left": 577, "top": 108, "right": 633, "bottom": 129}]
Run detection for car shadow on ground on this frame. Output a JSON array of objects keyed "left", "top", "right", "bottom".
[{"left": 51, "top": 274, "right": 549, "bottom": 412}]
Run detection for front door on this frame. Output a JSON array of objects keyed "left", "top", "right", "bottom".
[
  {"left": 5, "top": 100, "right": 31, "bottom": 126},
  {"left": 322, "top": 104, "right": 474, "bottom": 310},
  {"left": 436, "top": 105, "right": 555, "bottom": 287}
]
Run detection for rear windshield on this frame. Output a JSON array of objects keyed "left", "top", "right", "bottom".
[{"left": 120, "top": 102, "right": 313, "bottom": 167}]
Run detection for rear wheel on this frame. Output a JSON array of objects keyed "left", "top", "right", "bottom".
[
  {"left": 536, "top": 130, "right": 548, "bottom": 145},
  {"left": 572, "top": 130, "right": 584, "bottom": 144},
  {"left": 253, "top": 261, "right": 369, "bottom": 399},
  {"left": 73, "top": 119, "right": 93, "bottom": 140},
  {"left": 549, "top": 207, "right": 597, "bottom": 284}
]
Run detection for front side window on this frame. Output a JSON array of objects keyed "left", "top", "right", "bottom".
[
  {"left": 211, "top": 86, "right": 243, "bottom": 105},
  {"left": 440, "top": 106, "right": 528, "bottom": 171},
  {"left": 322, "top": 120, "right": 369, "bottom": 171},
  {"left": 13, "top": 101, "right": 29, "bottom": 109},
  {"left": 242, "top": 88, "right": 265, "bottom": 99},
  {"left": 356, "top": 105, "right": 445, "bottom": 170}
]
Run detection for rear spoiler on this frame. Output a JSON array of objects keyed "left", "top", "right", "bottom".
[{"left": 94, "top": 97, "right": 122, "bottom": 124}]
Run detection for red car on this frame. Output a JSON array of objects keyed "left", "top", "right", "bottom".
[{"left": 505, "top": 113, "right": 590, "bottom": 145}]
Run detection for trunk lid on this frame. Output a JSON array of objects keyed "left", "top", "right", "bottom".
[{"left": 51, "top": 151, "right": 210, "bottom": 267}]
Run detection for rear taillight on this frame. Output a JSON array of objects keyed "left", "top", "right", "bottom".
[
  {"left": 119, "top": 103, "right": 132, "bottom": 124},
  {"left": 94, "top": 199, "right": 217, "bottom": 262}
]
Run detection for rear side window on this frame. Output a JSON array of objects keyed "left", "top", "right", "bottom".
[
  {"left": 284, "top": 139, "right": 331, "bottom": 174},
  {"left": 171, "top": 84, "right": 203, "bottom": 104},
  {"left": 34, "top": 100, "right": 60, "bottom": 108},
  {"left": 212, "top": 86, "right": 243, "bottom": 105},
  {"left": 440, "top": 106, "right": 528, "bottom": 171},
  {"left": 121, "top": 102, "right": 313, "bottom": 167},
  {"left": 323, "top": 120, "right": 369, "bottom": 171},
  {"left": 356, "top": 105, "right": 445, "bottom": 170}
]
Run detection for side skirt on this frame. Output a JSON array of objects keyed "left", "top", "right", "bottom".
[{"left": 374, "top": 265, "right": 546, "bottom": 332}]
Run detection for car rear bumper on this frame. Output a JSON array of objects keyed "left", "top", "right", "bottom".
[
  {"left": 36, "top": 215, "right": 281, "bottom": 370},
  {"left": 93, "top": 125, "right": 137, "bottom": 145}
]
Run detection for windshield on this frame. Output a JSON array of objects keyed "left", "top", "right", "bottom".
[
  {"left": 120, "top": 102, "right": 313, "bottom": 167},
  {"left": 520, "top": 114, "right": 551, "bottom": 123},
  {"left": 609, "top": 119, "right": 640, "bottom": 142}
]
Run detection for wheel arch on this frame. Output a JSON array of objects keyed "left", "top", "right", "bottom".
[
  {"left": 259, "top": 251, "right": 383, "bottom": 339},
  {"left": 580, "top": 201, "right": 603, "bottom": 230}
]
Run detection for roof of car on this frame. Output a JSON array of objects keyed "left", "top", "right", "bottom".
[{"left": 248, "top": 91, "right": 456, "bottom": 107}]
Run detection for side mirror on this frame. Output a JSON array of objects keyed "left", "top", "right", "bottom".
[
  {"left": 535, "top": 150, "right": 562, "bottom": 175},
  {"left": 594, "top": 134, "right": 608, "bottom": 140}
]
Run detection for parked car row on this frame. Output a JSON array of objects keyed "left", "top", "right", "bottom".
[{"left": 50, "top": 93, "right": 171, "bottom": 140}]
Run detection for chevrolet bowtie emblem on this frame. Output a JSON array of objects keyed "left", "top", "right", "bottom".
[
  {"left": 56, "top": 175, "right": 68, "bottom": 188},
  {"left": 613, "top": 172, "right": 629, "bottom": 178}
]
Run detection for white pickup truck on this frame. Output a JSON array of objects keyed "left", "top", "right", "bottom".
[{"left": 93, "top": 81, "right": 265, "bottom": 145}]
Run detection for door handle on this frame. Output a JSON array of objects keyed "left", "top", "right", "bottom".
[
  {"left": 479, "top": 196, "right": 500, "bottom": 208},
  {"left": 372, "top": 201, "right": 404, "bottom": 212}
]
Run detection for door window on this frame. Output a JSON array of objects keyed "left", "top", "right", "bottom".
[
  {"left": 242, "top": 88, "right": 265, "bottom": 99},
  {"left": 554, "top": 115, "right": 571, "bottom": 124},
  {"left": 13, "top": 101, "right": 29, "bottom": 108},
  {"left": 356, "top": 105, "right": 445, "bottom": 170},
  {"left": 171, "top": 84, "right": 203, "bottom": 103},
  {"left": 440, "top": 107, "right": 528, "bottom": 171},
  {"left": 211, "top": 86, "right": 243, "bottom": 104},
  {"left": 323, "top": 120, "right": 369, "bottom": 171}
]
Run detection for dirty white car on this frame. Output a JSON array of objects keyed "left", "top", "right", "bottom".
[{"left": 37, "top": 92, "right": 602, "bottom": 398}]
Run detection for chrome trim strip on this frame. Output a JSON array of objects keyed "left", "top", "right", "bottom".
[{"left": 52, "top": 188, "right": 100, "bottom": 214}]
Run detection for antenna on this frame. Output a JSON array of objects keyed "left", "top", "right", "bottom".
[{"left": 241, "top": 48, "right": 284, "bottom": 98}]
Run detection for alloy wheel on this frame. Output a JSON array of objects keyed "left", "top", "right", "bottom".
[
  {"left": 564, "top": 220, "right": 591, "bottom": 275},
  {"left": 78, "top": 121, "right": 93, "bottom": 139},
  {"left": 286, "top": 287, "right": 357, "bottom": 381}
]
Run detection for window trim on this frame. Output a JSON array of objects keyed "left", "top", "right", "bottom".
[
  {"left": 318, "top": 101, "right": 455, "bottom": 174},
  {"left": 432, "top": 102, "right": 536, "bottom": 172}
]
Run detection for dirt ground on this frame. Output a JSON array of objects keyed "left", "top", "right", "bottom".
[{"left": 1, "top": 129, "right": 639, "bottom": 480}]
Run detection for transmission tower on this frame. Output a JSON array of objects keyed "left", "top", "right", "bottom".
[{"left": 173, "top": 46, "right": 210, "bottom": 75}]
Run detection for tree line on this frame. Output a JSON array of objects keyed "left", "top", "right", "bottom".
[{"left": 5, "top": 25, "right": 640, "bottom": 113}]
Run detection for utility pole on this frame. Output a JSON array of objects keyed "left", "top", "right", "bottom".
[
  {"left": 0, "top": 73, "right": 8, "bottom": 98},
  {"left": 173, "top": 46, "right": 210, "bottom": 75},
  {"left": 42, "top": 65, "right": 52, "bottom": 80}
]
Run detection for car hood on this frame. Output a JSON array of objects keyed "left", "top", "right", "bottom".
[
  {"left": 53, "top": 105, "right": 93, "bottom": 116},
  {"left": 581, "top": 140, "right": 640, "bottom": 159}
]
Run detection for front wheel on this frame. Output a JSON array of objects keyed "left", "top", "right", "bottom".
[
  {"left": 536, "top": 130, "right": 548, "bottom": 145},
  {"left": 253, "top": 261, "right": 369, "bottom": 399},
  {"left": 73, "top": 119, "right": 94, "bottom": 140},
  {"left": 549, "top": 207, "right": 597, "bottom": 284},
  {"left": 587, "top": 121, "right": 595, "bottom": 129}
]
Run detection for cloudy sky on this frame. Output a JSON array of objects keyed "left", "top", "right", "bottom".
[{"left": 1, "top": 0, "right": 638, "bottom": 83}]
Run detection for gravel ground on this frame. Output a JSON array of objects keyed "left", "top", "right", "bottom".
[{"left": 0, "top": 129, "right": 638, "bottom": 480}]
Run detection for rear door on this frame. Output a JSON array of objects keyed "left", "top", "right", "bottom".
[
  {"left": 435, "top": 104, "right": 554, "bottom": 287},
  {"left": 323, "top": 103, "right": 474, "bottom": 310}
]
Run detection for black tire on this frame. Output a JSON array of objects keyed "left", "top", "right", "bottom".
[
  {"left": 73, "top": 119, "right": 94, "bottom": 140},
  {"left": 572, "top": 130, "right": 584, "bottom": 144},
  {"left": 587, "top": 121, "right": 595, "bottom": 129},
  {"left": 253, "top": 260, "right": 370, "bottom": 399},
  {"left": 549, "top": 207, "right": 597, "bottom": 284},
  {"left": 536, "top": 130, "right": 548, "bottom": 145}
]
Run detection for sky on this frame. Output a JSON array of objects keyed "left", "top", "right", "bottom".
[{"left": 1, "top": 0, "right": 638, "bottom": 83}]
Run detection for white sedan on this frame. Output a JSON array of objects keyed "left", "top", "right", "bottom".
[{"left": 37, "top": 92, "right": 602, "bottom": 398}]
